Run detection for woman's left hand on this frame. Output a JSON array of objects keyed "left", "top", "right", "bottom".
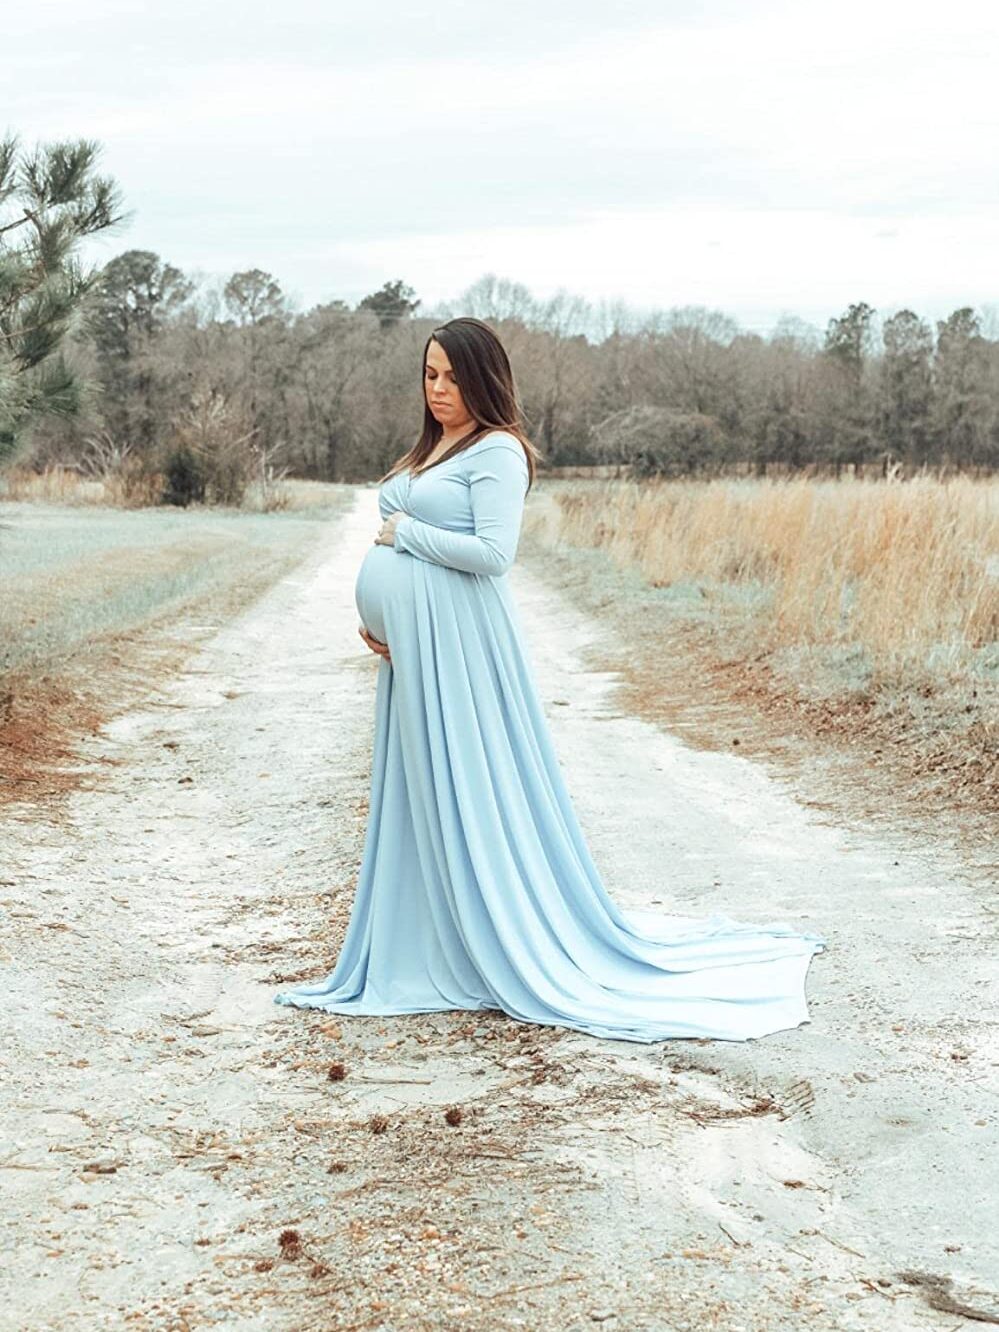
[{"left": 375, "top": 510, "right": 404, "bottom": 546}]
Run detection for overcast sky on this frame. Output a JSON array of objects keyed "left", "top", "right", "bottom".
[{"left": 6, "top": 0, "right": 999, "bottom": 335}]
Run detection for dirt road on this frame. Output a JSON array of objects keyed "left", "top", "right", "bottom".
[{"left": 2, "top": 488, "right": 996, "bottom": 1330}]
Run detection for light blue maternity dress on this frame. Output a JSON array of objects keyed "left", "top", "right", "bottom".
[{"left": 273, "top": 432, "right": 826, "bottom": 1043}]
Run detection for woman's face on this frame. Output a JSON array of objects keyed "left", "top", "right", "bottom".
[{"left": 425, "top": 339, "right": 474, "bottom": 431}]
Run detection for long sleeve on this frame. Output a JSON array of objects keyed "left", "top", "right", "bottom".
[{"left": 393, "top": 441, "right": 529, "bottom": 576}]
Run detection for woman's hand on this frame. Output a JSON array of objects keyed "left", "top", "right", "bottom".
[
  {"left": 358, "top": 624, "right": 391, "bottom": 663},
  {"left": 374, "top": 510, "right": 404, "bottom": 546},
  {"left": 361, "top": 511, "right": 403, "bottom": 660}
]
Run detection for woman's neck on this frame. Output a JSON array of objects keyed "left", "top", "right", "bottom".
[{"left": 438, "top": 425, "right": 477, "bottom": 447}]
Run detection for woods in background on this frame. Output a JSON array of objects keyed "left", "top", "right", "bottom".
[{"left": 3, "top": 137, "right": 998, "bottom": 501}]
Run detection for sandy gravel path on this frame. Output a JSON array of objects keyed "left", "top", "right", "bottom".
[{"left": 1, "top": 488, "right": 996, "bottom": 1331}]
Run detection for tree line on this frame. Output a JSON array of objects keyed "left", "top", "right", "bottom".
[{"left": 3, "top": 132, "right": 997, "bottom": 501}]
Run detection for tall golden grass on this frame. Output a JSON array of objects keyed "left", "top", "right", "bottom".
[
  {"left": 0, "top": 465, "right": 107, "bottom": 504},
  {"left": 530, "top": 475, "right": 999, "bottom": 676},
  {"left": 0, "top": 465, "right": 339, "bottom": 511}
]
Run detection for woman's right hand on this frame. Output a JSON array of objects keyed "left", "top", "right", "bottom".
[{"left": 358, "top": 624, "right": 391, "bottom": 663}]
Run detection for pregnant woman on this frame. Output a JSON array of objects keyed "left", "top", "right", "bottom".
[{"left": 274, "top": 317, "right": 826, "bottom": 1043}]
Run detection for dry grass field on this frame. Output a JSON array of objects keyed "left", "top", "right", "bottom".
[
  {"left": 0, "top": 464, "right": 340, "bottom": 513},
  {"left": 521, "top": 474, "right": 998, "bottom": 819},
  {"left": 535, "top": 474, "right": 998, "bottom": 675}
]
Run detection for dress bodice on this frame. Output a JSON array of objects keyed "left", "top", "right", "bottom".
[{"left": 378, "top": 434, "right": 526, "bottom": 536}]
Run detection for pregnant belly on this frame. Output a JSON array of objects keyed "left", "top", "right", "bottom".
[{"left": 355, "top": 543, "right": 408, "bottom": 644}]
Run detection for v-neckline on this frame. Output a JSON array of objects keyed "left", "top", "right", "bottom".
[
  {"left": 407, "top": 431, "right": 496, "bottom": 482},
  {"left": 411, "top": 457, "right": 449, "bottom": 478},
  {"left": 409, "top": 448, "right": 462, "bottom": 480}
]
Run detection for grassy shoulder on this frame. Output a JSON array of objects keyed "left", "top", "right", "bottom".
[
  {"left": 0, "top": 484, "right": 353, "bottom": 807},
  {"left": 520, "top": 476, "right": 998, "bottom": 838}
]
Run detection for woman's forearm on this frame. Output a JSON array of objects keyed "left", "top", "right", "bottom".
[{"left": 392, "top": 442, "right": 529, "bottom": 577}]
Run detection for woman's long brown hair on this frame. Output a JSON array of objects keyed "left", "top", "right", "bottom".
[{"left": 377, "top": 317, "right": 543, "bottom": 490}]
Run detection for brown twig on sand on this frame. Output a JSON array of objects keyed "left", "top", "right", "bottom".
[
  {"left": 718, "top": 1223, "right": 750, "bottom": 1248},
  {"left": 483, "top": 1273, "right": 587, "bottom": 1302},
  {"left": 353, "top": 1073, "right": 433, "bottom": 1085},
  {"left": 815, "top": 1230, "right": 865, "bottom": 1260}
]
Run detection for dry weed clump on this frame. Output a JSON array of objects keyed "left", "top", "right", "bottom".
[
  {"left": 0, "top": 454, "right": 335, "bottom": 513},
  {"left": 0, "top": 465, "right": 101, "bottom": 504},
  {"left": 278, "top": 1229, "right": 302, "bottom": 1260},
  {"left": 0, "top": 451, "right": 163, "bottom": 508},
  {"left": 538, "top": 474, "right": 998, "bottom": 675}
]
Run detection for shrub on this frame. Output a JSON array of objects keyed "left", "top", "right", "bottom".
[
  {"left": 161, "top": 389, "right": 256, "bottom": 507},
  {"left": 161, "top": 442, "right": 206, "bottom": 506},
  {"left": 595, "top": 404, "right": 731, "bottom": 478}
]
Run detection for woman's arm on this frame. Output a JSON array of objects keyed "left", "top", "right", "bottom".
[{"left": 392, "top": 441, "right": 529, "bottom": 576}]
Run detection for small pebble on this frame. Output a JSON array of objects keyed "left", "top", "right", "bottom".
[{"left": 81, "top": 1160, "right": 118, "bottom": 1174}]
